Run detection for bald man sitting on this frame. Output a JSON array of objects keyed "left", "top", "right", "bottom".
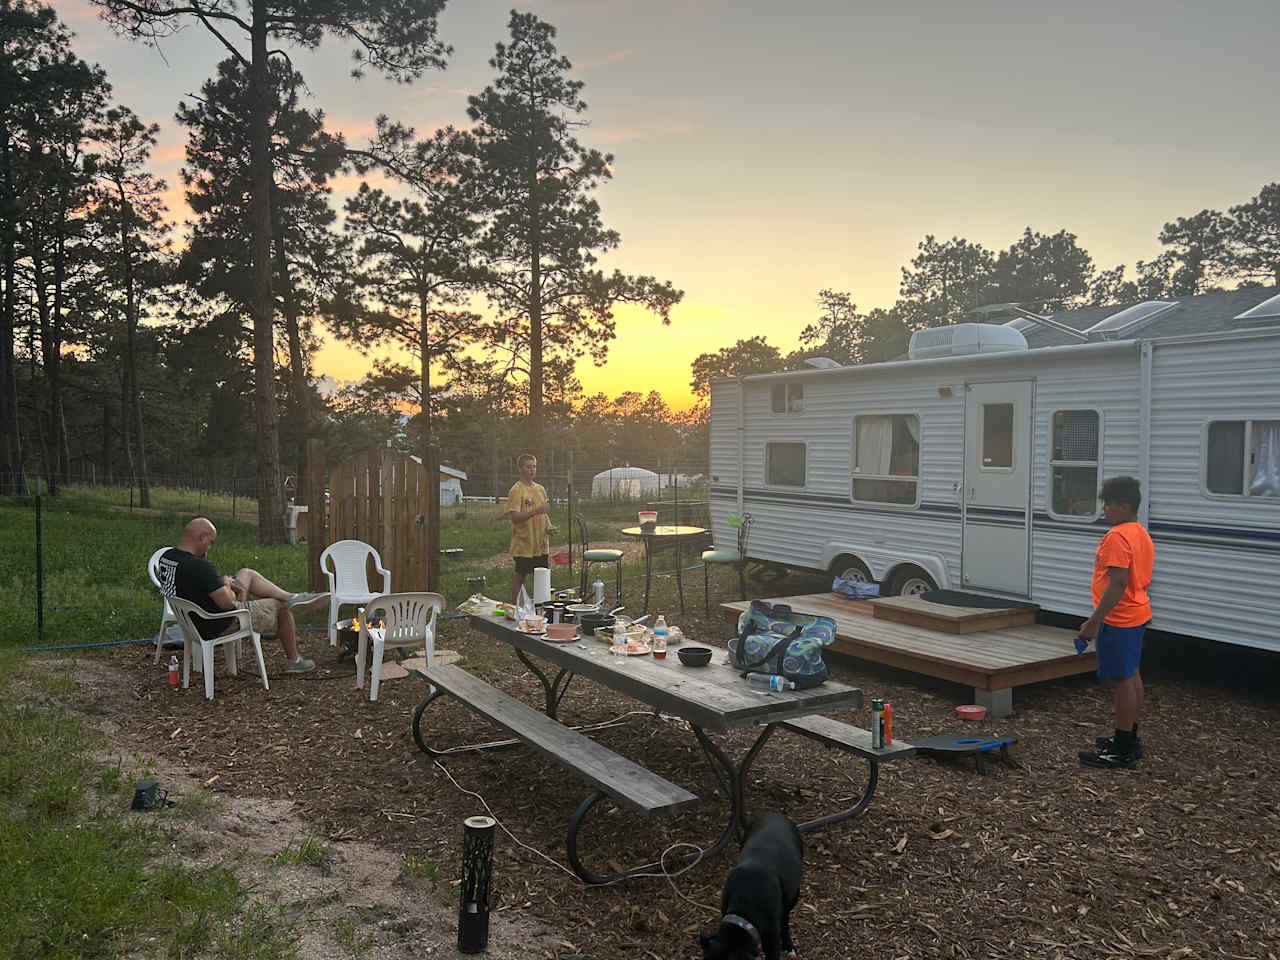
[{"left": 158, "top": 517, "right": 328, "bottom": 674}]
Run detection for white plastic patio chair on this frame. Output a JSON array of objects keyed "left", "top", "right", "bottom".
[
  {"left": 356, "top": 592, "right": 444, "bottom": 702},
  {"left": 167, "top": 597, "right": 270, "bottom": 700},
  {"left": 147, "top": 547, "right": 182, "bottom": 664},
  {"left": 320, "top": 540, "right": 392, "bottom": 647}
]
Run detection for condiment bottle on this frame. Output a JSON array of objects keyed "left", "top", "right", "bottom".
[
  {"left": 652, "top": 615, "right": 668, "bottom": 659},
  {"left": 168, "top": 655, "right": 179, "bottom": 688}
]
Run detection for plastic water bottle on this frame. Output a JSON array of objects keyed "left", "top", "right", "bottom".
[
  {"left": 612, "top": 619, "right": 627, "bottom": 657},
  {"left": 168, "top": 655, "right": 179, "bottom": 688},
  {"left": 652, "top": 615, "right": 668, "bottom": 659},
  {"left": 592, "top": 580, "right": 605, "bottom": 606},
  {"left": 747, "top": 673, "right": 794, "bottom": 692}
]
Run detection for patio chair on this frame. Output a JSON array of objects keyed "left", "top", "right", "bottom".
[
  {"left": 147, "top": 546, "right": 182, "bottom": 664},
  {"left": 576, "top": 516, "right": 623, "bottom": 607},
  {"left": 702, "top": 512, "right": 753, "bottom": 615},
  {"left": 356, "top": 592, "right": 445, "bottom": 702},
  {"left": 167, "top": 597, "right": 270, "bottom": 701},
  {"left": 320, "top": 540, "right": 392, "bottom": 647}
]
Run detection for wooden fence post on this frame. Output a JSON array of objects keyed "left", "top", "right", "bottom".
[{"left": 426, "top": 444, "right": 441, "bottom": 592}]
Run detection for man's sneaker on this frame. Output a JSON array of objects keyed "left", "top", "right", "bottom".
[
  {"left": 284, "top": 657, "right": 315, "bottom": 673},
  {"left": 1079, "top": 746, "right": 1137, "bottom": 769},
  {"left": 1096, "top": 735, "right": 1144, "bottom": 760},
  {"left": 287, "top": 592, "right": 329, "bottom": 614}
]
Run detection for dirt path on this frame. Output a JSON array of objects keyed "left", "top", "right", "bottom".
[{"left": 70, "top": 657, "right": 556, "bottom": 960}]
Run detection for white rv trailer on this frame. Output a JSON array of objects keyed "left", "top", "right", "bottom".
[{"left": 707, "top": 294, "right": 1280, "bottom": 654}]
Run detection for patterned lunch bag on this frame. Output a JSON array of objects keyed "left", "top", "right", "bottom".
[{"left": 730, "top": 600, "right": 837, "bottom": 689}]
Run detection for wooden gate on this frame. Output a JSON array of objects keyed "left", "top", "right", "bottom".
[{"left": 328, "top": 450, "right": 432, "bottom": 592}]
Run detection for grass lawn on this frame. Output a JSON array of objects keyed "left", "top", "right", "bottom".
[
  {"left": 0, "top": 488, "right": 698, "bottom": 650},
  {"left": 0, "top": 651, "right": 298, "bottom": 960}
]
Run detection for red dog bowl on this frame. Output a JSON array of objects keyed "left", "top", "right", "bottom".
[{"left": 956, "top": 704, "right": 987, "bottom": 720}]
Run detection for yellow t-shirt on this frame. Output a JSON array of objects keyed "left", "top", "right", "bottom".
[{"left": 505, "top": 480, "right": 550, "bottom": 558}]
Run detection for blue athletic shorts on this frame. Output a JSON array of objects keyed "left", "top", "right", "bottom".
[{"left": 1095, "top": 621, "right": 1147, "bottom": 679}]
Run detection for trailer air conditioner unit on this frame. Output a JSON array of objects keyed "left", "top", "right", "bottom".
[{"left": 908, "top": 322, "right": 1028, "bottom": 360}]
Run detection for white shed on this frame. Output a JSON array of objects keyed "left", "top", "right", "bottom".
[
  {"left": 591, "top": 466, "right": 660, "bottom": 499},
  {"left": 409, "top": 457, "right": 468, "bottom": 506}
]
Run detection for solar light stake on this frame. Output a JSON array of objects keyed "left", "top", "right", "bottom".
[{"left": 457, "top": 815, "right": 496, "bottom": 953}]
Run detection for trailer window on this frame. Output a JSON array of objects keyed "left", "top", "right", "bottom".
[
  {"left": 982, "top": 403, "right": 1014, "bottom": 469},
  {"left": 771, "top": 383, "right": 804, "bottom": 414},
  {"left": 766, "top": 442, "right": 806, "bottom": 486},
  {"left": 1206, "top": 420, "right": 1280, "bottom": 498},
  {"left": 852, "top": 414, "right": 919, "bottom": 505},
  {"left": 1050, "top": 410, "right": 1101, "bottom": 518}
]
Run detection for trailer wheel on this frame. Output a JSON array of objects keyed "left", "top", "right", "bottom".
[
  {"left": 832, "top": 556, "right": 872, "bottom": 583},
  {"left": 889, "top": 565, "right": 937, "bottom": 597}
]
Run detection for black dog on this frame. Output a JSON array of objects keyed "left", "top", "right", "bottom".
[{"left": 700, "top": 812, "right": 803, "bottom": 960}]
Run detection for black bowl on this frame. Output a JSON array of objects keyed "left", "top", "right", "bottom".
[{"left": 677, "top": 646, "right": 712, "bottom": 667}]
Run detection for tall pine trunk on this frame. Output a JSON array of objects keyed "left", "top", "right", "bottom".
[
  {"left": 249, "top": 4, "right": 285, "bottom": 543},
  {"left": 526, "top": 144, "right": 543, "bottom": 450},
  {"left": 0, "top": 115, "right": 20, "bottom": 494},
  {"left": 117, "top": 183, "right": 151, "bottom": 506}
]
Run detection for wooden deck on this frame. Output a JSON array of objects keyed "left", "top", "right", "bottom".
[{"left": 720, "top": 593, "right": 1095, "bottom": 716}]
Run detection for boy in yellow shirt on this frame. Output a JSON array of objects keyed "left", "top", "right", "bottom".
[{"left": 505, "top": 453, "right": 551, "bottom": 603}]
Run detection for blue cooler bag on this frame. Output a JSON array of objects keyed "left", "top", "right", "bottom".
[{"left": 730, "top": 600, "right": 837, "bottom": 689}]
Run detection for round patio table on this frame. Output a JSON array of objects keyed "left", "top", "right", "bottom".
[{"left": 621, "top": 524, "right": 708, "bottom": 614}]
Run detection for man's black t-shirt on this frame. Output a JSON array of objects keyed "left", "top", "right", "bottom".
[{"left": 158, "top": 548, "right": 232, "bottom": 640}]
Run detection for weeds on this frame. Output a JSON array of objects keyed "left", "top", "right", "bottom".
[
  {"left": 0, "top": 651, "right": 296, "bottom": 960},
  {"left": 271, "top": 832, "right": 336, "bottom": 872}
]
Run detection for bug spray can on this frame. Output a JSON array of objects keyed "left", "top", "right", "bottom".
[{"left": 871, "top": 698, "right": 884, "bottom": 750}]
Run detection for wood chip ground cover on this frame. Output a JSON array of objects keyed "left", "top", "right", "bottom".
[{"left": 73, "top": 597, "right": 1280, "bottom": 960}]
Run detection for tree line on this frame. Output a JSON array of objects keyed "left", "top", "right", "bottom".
[
  {"left": 689, "top": 190, "right": 1280, "bottom": 395},
  {"left": 0, "top": 1, "right": 684, "bottom": 540}
]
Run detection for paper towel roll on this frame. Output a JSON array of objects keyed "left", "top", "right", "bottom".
[{"left": 532, "top": 567, "right": 552, "bottom": 605}]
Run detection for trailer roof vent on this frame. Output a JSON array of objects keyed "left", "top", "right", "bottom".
[
  {"left": 908, "top": 322, "right": 1028, "bottom": 361},
  {"left": 1085, "top": 300, "right": 1179, "bottom": 339},
  {"left": 1231, "top": 292, "right": 1280, "bottom": 327}
]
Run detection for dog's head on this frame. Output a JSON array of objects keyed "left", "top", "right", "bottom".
[{"left": 699, "top": 915, "right": 761, "bottom": 960}]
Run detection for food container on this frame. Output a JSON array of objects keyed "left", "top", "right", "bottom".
[
  {"left": 577, "top": 612, "right": 615, "bottom": 637},
  {"left": 594, "top": 624, "right": 648, "bottom": 645},
  {"left": 520, "top": 615, "right": 546, "bottom": 633},
  {"left": 638, "top": 510, "right": 658, "bottom": 532}
]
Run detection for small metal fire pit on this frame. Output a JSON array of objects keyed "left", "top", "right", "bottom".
[{"left": 334, "top": 617, "right": 385, "bottom": 664}]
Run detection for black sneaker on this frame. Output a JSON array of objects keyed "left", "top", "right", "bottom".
[
  {"left": 1079, "top": 746, "right": 1137, "bottom": 770},
  {"left": 1095, "top": 735, "right": 1143, "bottom": 760}
]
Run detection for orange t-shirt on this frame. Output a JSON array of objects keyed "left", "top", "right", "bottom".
[{"left": 1091, "top": 521, "right": 1154, "bottom": 627}]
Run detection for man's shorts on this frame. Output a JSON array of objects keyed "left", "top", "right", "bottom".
[
  {"left": 1096, "top": 621, "right": 1147, "bottom": 679},
  {"left": 218, "top": 598, "right": 279, "bottom": 637},
  {"left": 513, "top": 554, "right": 550, "bottom": 575}
]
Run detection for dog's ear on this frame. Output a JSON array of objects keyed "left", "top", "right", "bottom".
[{"left": 699, "top": 929, "right": 721, "bottom": 958}]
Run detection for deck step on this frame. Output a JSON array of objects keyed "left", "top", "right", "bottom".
[{"left": 868, "top": 595, "right": 1038, "bottom": 634}]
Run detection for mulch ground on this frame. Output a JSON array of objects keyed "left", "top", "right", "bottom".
[{"left": 93, "top": 569, "right": 1280, "bottom": 960}]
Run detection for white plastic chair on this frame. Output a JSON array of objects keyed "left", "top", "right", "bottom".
[
  {"left": 147, "top": 547, "right": 182, "bottom": 664},
  {"left": 167, "top": 597, "right": 270, "bottom": 700},
  {"left": 320, "top": 540, "right": 392, "bottom": 647},
  {"left": 356, "top": 592, "right": 444, "bottom": 702}
]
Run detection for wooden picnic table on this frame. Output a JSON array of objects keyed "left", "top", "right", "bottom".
[{"left": 410, "top": 611, "right": 915, "bottom": 884}]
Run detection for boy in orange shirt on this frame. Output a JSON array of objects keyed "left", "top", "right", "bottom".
[{"left": 1078, "top": 476, "right": 1154, "bottom": 770}]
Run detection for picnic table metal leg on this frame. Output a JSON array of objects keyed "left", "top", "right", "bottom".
[
  {"left": 794, "top": 758, "right": 880, "bottom": 833},
  {"left": 412, "top": 687, "right": 525, "bottom": 756},
  {"left": 514, "top": 647, "right": 574, "bottom": 721},
  {"left": 564, "top": 739, "right": 739, "bottom": 886},
  {"left": 694, "top": 723, "right": 778, "bottom": 843}
]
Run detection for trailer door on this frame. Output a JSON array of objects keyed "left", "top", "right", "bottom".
[{"left": 962, "top": 380, "right": 1032, "bottom": 595}]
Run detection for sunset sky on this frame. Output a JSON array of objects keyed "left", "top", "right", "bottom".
[{"left": 63, "top": 0, "right": 1280, "bottom": 411}]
